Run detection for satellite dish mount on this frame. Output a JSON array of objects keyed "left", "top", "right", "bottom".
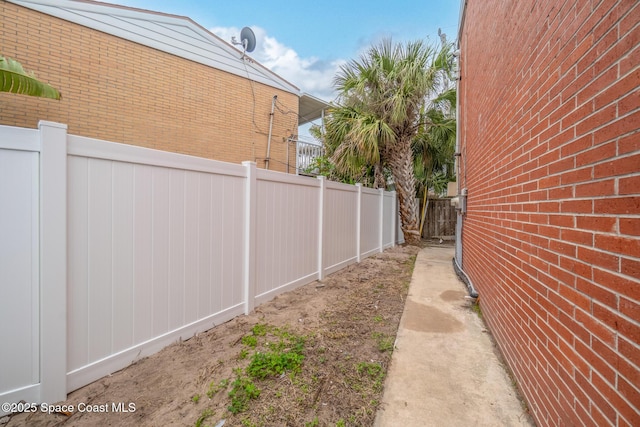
[{"left": 232, "top": 27, "right": 256, "bottom": 58}]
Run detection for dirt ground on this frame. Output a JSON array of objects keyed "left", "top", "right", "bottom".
[{"left": 4, "top": 244, "right": 422, "bottom": 427}]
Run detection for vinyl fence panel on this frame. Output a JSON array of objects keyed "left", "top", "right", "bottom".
[
  {"left": 65, "top": 135, "right": 247, "bottom": 391},
  {"left": 255, "top": 171, "right": 320, "bottom": 304},
  {"left": 360, "top": 187, "right": 381, "bottom": 257},
  {"left": 323, "top": 181, "right": 359, "bottom": 275},
  {"left": 382, "top": 191, "right": 395, "bottom": 249},
  {"left": 0, "top": 138, "right": 40, "bottom": 403}
]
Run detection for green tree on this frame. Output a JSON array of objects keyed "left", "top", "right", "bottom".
[
  {"left": 1, "top": 55, "right": 61, "bottom": 99},
  {"left": 414, "top": 87, "right": 457, "bottom": 235},
  {"left": 322, "top": 39, "right": 451, "bottom": 245}
]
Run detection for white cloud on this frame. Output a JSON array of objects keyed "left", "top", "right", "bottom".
[{"left": 210, "top": 26, "right": 344, "bottom": 102}]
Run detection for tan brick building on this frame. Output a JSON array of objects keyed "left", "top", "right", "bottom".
[{"left": 0, "top": 0, "right": 326, "bottom": 173}]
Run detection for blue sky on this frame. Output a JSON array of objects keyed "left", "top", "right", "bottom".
[{"left": 101, "top": 0, "right": 461, "bottom": 102}]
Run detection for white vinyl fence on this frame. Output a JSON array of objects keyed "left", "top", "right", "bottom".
[{"left": 0, "top": 121, "right": 402, "bottom": 411}]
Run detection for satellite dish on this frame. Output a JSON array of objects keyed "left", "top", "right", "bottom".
[{"left": 240, "top": 27, "right": 256, "bottom": 53}]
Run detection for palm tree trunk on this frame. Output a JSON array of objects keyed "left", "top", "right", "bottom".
[
  {"left": 389, "top": 138, "right": 421, "bottom": 245},
  {"left": 374, "top": 162, "right": 386, "bottom": 189}
]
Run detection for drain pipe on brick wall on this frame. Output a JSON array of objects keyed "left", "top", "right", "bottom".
[
  {"left": 453, "top": 256, "right": 478, "bottom": 298},
  {"left": 452, "top": 17, "right": 478, "bottom": 299},
  {"left": 265, "top": 95, "right": 277, "bottom": 170}
]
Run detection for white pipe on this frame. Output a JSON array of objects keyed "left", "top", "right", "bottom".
[{"left": 265, "top": 95, "right": 277, "bottom": 170}]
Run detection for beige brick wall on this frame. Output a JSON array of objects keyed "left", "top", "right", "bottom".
[{"left": 0, "top": 1, "right": 299, "bottom": 173}]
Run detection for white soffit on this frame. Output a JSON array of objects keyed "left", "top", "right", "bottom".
[
  {"left": 299, "top": 93, "right": 330, "bottom": 125},
  {"left": 7, "top": 0, "right": 300, "bottom": 95}
]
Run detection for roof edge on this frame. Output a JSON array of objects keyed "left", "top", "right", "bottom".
[{"left": 7, "top": 0, "right": 300, "bottom": 95}]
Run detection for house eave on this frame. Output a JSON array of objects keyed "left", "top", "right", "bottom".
[{"left": 299, "top": 93, "right": 330, "bottom": 126}]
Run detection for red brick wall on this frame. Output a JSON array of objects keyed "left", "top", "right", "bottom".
[
  {"left": 0, "top": 1, "right": 299, "bottom": 172},
  {"left": 458, "top": 1, "right": 639, "bottom": 425}
]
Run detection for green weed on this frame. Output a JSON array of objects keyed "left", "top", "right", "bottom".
[
  {"left": 228, "top": 376, "right": 261, "bottom": 414},
  {"left": 247, "top": 348, "right": 304, "bottom": 379},
  {"left": 241, "top": 334, "right": 258, "bottom": 348},
  {"left": 372, "top": 332, "right": 394, "bottom": 352},
  {"left": 206, "top": 378, "right": 229, "bottom": 399},
  {"left": 194, "top": 408, "right": 214, "bottom": 427},
  {"left": 251, "top": 323, "right": 269, "bottom": 336}
]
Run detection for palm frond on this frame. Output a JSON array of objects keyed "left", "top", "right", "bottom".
[{"left": 0, "top": 55, "right": 61, "bottom": 100}]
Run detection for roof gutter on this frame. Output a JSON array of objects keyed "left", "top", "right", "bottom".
[{"left": 457, "top": 0, "right": 468, "bottom": 47}]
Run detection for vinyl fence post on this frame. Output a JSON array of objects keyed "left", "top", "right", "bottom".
[
  {"left": 379, "top": 188, "right": 384, "bottom": 253},
  {"left": 38, "top": 121, "right": 68, "bottom": 403},
  {"left": 242, "top": 161, "right": 257, "bottom": 315},
  {"left": 356, "top": 183, "right": 362, "bottom": 262},
  {"left": 317, "top": 176, "right": 326, "bottom": 280}
]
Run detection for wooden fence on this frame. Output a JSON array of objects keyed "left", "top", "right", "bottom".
[{"left": 422, "top": 198, "right": 457, "bottom": 238}]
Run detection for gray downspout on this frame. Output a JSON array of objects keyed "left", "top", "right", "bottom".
[
  {"left": 453, "top": 0, "right": 477, "bottom": 299},
  {"left": 265, "top": 95, "right": 277, "bottom": 170}
]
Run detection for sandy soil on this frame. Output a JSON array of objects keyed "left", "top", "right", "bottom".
[{"left": 4, "top": 244, "right": 421, "bottom": 427}]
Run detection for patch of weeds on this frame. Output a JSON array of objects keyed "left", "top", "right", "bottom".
[
  {"left": 191, "top": 394, "right": 200, "bottom": 404},
  {"left": 241, "top": 418, "right": 257, "bottom": 427},
  {"left": 355, "top": 361, "right": 386, "bottom": 392},
  {"left": 247, "top": 347, "right": 305, "bottom": 379},
  {"left": 251, "top": 323, "right": 269, "bottom": 336},
  {"left": 246, "top": 330, "right": 306, "bottom": 379},
  {"left": 373, "top": 315, "right": 384, "bottom": 323},
  {"left": 471, "top": 300, "right": 482, "bottom": 318},
  {"left": 228, "top": 376, "right": 261, "bottom": 414},
  {"left": 195, "top": 408, "right": 214, "bottom": 427},
  {"left": 336, "top": 419, "right": 346, "bottom": 427},
  {"left": 405, "top": 255, "right": 417, "bottom": 270},
  {"left": 372, "top": 332, "right": 394, "bottom": 352},
  {"left": 241, "top": 334, "right": 258, "bottom": 348},
  {"left": 207, "top": 378, "right": 230, "bottom": 399},
  {"left": 306, "top": 416, "right": 319, "bottom": 427},
  {"left": 356, "top": 361, "right": 383, "bottom": 378},
  {"left": 220, "top": 324, "right": 309, "bottom": 416}
]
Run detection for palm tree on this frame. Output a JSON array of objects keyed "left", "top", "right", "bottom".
[
  {"left": 1, "top": 55, "right": 61, "bottom": 99},
  {"left": 323, "top": 39, "right": 450, "bottom": 245},
  {"left": 414, "top": 87, "right": 457, "bottom": 234}
]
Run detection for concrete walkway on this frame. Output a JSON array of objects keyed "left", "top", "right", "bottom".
[{"left": 374, "top": 245, "right": 534, "bottom": 427}]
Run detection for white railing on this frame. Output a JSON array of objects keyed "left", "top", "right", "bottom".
[
  {"left": 0, "top": 122, "right": 402, "bottom": 411},
  {"left": 295, "top": 139, "right": 324, "bottom": 175}
]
